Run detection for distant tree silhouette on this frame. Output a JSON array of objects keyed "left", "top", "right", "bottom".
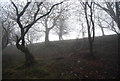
[
  {"left": 95, "top": 2, "right": 120, "bottom": 30},
  {"left": 1, "top": 9, "right": 15, "bottom": 49},
  {"left": 56, "top": 17, "right": 69, "bottom": 41},
  {"left": 39, "top": 1, "right": 69, "bottom": 44},
  {"left": 54, "top": 3, "right": 70, "bottom": 41},
  {"left": 97, "top": 15, "right": 105, "bottom": 36}
]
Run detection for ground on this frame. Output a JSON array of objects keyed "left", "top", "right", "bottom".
[{"left": 2, "top": 34, "right": 119, "bottom": 79}]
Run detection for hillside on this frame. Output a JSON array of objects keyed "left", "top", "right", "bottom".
[{"left": 2, "top": 34, "right": 119, "bottom": 79}]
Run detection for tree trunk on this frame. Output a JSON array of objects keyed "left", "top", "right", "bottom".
[
  {"left": 16, "top": 40, "right": 37, "bottom": 66},
  {"left": 45, "top": 29, "right": 50, "bottom": 44},
  {"left": 21, "top": 29, "right": 25, "bottom": 46},
  {"left": 22, "top": 47, "right": 37, "bottom": 66},
  {"left": 59, "top": 34, "right": 63, "bottom": 41},
  {"left": 118, "top": 34, "right": 120, "bottom": 77},
  {"left": 101, "top": 27, "right": 105, "bottom": 36},
  {"left": 16, "top": 29, "right": 37, "bottom": 66},
  {"left": 89, "top": 39, "right": 93, "bottom": 55},
  {"left": 88, "top": 30, "right": 93, "bottom": 56},
  {"left": 115, "top": 2, "right": 120, "bottom": 30},
  {"left": 84, "top": 2, "right": 95, "bottom": 57}
]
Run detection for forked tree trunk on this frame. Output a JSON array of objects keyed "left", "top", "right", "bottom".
[
  {"left": 11, "top": 0, "right": 64, "bottom": 67},
  {"left": 84, "top": 2, "right": 95, "bottom": 58}
]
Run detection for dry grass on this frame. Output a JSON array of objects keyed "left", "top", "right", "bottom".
[{"left": 2, "top": 34, "right": 118, "bottom": 79}]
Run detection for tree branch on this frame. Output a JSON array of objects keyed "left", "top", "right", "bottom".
[
  {"left": 24, "top": 1, "right": 64, "bottom": 35},
  {"left": 34, "top": 2, "right": 43, "bottom": 21},
  {"left": 49, "top": 14, "right": 61, "bottom": 30},
  {"left": 11, "top": 1, "right": 19, "bottom": 15},
  {"left": 95, "top": 2, "right": 109, "bottom": 12},
  {"left": 95, "top": 2, "right": 117, "bottom": 23},
  {"left": 11, "top": 1, "right": 23, "bottom": 29},
  {"left": 19, "top": 2, "right": 31, "bottom": 16}
]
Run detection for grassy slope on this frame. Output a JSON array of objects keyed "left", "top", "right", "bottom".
[{"left": 2, "top": 34, "right": 118, "bottom": 79}]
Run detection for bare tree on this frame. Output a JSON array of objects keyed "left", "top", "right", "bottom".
[
  {"left": 54, "top": 16, "right": 69, "bottom": 40},
  {"left": 54, "top": 2, "right": 70, "bottom": 41},
  {"left": 10, "top": 1, "right": 63, "bottom": 66},
  {"left": 0, "top": 5, "right": 15, "bottom": 49},
  {"left": 95, "top": 2, "right": 120, "bottom": 32},
  {"left": 37, "top": 1, "right": 70, "bottom": 43},
  {"left": 96, "top": 13, "right": 118, "bottom": 35},
  {"left": 82, "top": 2, "right": 95, "bottom": 56},
  {"left": 44, "top": 14, "right": 60, "bottom": 44},
  {"left": 75, "top": 7, "right": 86, "bottom": 39},
  {"left": 37, "top": 1, "right": 64, "bottom": 44},
  {"left": 57, "top": 18, "right": 66, "bottom": 40},
  {"left": 2, "top": 20, "right": 15, "bottom": 49},
  {"left": 95, "top": 2, "right": 120, "bottom": 60}
]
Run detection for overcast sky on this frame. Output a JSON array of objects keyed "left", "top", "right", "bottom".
[{"left": 0, "top": 0, "right": 117, "bottom": 43}]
